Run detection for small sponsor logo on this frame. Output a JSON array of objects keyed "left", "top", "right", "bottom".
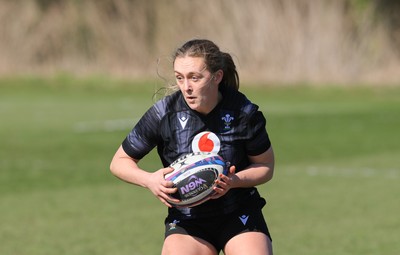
[
  {"left": 168, "top": 220, "right": 180, "bottom": 231},
  {"left": 179, "top": 115, "right": 189, "bottom": 129},
  {"left": 239, "top": 215, "right": 249, "bottom": 225},
  {"left": 221, "top": 113, "right": 234, "bottom": 131}
]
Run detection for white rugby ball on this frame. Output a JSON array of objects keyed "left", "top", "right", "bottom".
[{"left": 165, "top": 152, "right": 228, "bottom": 207}]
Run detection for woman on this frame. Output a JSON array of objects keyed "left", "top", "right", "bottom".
[{"left": 110, "top": 39, "right": 275, "bottom": 255}]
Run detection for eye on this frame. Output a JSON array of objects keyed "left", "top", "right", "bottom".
[
  {"left": 191, "top": 76, "right": 199, "bottom": 82},
  {"left": 175, "top": 75, "right": 183, "bottom": 83}
]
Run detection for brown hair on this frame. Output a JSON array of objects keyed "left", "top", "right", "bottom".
[{"left": 173, "top": 39, "right": 240, "bottom": 91}]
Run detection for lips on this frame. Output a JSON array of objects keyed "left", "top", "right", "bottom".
[{"left": 186, "top": 96, "right": 196, "bottom": 101}]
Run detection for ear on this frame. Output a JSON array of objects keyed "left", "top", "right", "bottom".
[{"left": 214, "top": 70, "right": 224, "bottom": 84}]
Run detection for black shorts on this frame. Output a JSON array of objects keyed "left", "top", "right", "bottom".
[{"left": 164, "top": 203, "right": 272, "bottom": 252}]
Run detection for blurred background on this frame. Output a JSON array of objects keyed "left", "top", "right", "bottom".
[
  {"left": 1, "top": 1, "right": 399, "bottom": 255},
  {"left": 1, "top": 0, "right": 399, "bottom": 85}
]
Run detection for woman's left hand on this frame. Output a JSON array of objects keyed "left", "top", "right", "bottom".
[{"left": 210, "top": 165, "right": 237, "bottom": 199}]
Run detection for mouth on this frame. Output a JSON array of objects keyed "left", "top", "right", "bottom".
[{"left": 186, "top": 96, "right": 196, "bottom": 101}]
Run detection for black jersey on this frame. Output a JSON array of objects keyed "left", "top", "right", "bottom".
[{"left": 122, "top": 87, "right": 271, "bottom": 219}]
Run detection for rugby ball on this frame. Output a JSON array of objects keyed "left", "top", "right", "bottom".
[{"left": 165, "top": 152, "right": 228, "bottom": 207}]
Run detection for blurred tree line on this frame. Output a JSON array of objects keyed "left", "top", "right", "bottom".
[
  {"left": 375, "top": 0, "right": 400, "bottom": 53},
  {"left": 0, "top": 0, "right": 399, "bottom": 84},
  {"left": 33, "top": 0, "right": 400, "bottom": 55}
]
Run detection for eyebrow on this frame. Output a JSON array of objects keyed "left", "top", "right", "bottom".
[
  {"left": 174, "top": 64, "right": 207, "bottom": 74},
  {"left": 174, "top": 71, "right": 204, "bottom": 76},
  {"left": 174, "top": 65, "right": 208, "bottom": 76}
]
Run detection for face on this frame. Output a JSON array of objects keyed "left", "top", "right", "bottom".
[{"left": 174, "top": 56, "right": 221, "bottom": 115}]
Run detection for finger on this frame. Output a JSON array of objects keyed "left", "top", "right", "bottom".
[
  {"left": 213, "top": 185, "right": 225, "bottom": 193},
  {"left": 219, "top": 174, "right": 230, "bottom": 182},
  {"left": 210, "top": 189, "right": 224, "bottom": 199},
  {"left": 159, "top": 192, "right": 180, "bottom": 206},
  {"left": 165, "top": 196, "right": 180, "bottom": 204},
  {"left": 229, "top": 165, "right": 236, "bottom": 175},
  {"left": 163, "top": 180, "right": 176, "bottom": 188},
  {"left": 163, "top": 167, "right": 175, "bottom": 176},
  {"left": 164, "top": 186, "right": 178, "bottom": 194},
  {"left": 158, "top": 196, "right": 174, "bottom": 208},
  {"left": 215, "top": 180, "right": 228, "bottom": 189}
]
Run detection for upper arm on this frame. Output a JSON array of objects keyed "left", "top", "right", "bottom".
[
  {"left": 113, "top": 145, "right": 139, "bottom": 162},
  {"left": 248, "top": 146, "right": 275, "bottom": 169},
  {"left": 110, "top": 145, "right": 139, "bottom": 172},
  {"left": 123, "top": 105, "right": 162, "bottom": 159}
]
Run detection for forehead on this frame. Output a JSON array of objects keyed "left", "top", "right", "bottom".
[{"left": 174, "top": 56, "right": 207, "bottom": 74}]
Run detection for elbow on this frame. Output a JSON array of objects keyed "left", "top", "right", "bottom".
[
  {"left": 266, "top": 171, "right": 274, "bottom": 183},
  {"left": 264, "top": 165, "right": 274, "bottom": 183},
  {"left": 109, "top": 159, "right": 118, "bottom": 176}
]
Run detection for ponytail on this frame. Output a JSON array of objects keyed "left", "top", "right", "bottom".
[{"left": 220, "top": 52, "right": 239, "bottom": 91}]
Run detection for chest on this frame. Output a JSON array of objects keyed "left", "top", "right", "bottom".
[{"left": 159, "top": 110, "right": 250, "bottom": 166}]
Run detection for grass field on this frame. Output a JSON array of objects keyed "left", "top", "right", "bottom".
[{"left": 1, "top": 76, "right": 399, "bottom": 255}]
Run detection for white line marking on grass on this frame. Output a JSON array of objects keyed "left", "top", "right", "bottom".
[
  {"left": 73, "top": 118, "right": 139, "bottom": 133},
  {"left": 285, "top": 166, "right": 399, "bottom": 179}
]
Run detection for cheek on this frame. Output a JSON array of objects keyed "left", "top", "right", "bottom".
[
  {"left": 198, "top": 82, "right": 215, "bottom": 95},
  {"left": 204, "top": 84, "right": 219, "bottom": 99}
]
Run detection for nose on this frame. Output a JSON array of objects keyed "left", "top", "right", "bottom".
[{"left": 183, "top": 78, "right": 192, "bottom": 92}]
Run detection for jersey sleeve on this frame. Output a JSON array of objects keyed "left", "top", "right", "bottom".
[
  {"left": 245, "top": 110, "right": 271, "bottom": 156},
  {"left": 122, "top": 104, "right": 162, "bottom": 160}
]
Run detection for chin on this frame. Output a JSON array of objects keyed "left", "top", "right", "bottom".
[{"left": 189, "top": 105, "right": 200, "bottom": 112}]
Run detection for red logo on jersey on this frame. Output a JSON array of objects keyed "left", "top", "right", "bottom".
[
  {"left": 192, "top": 131, "right": 220, "bottom": 153},
  {"left": 198, "top": 133, "right": 214, "bottom": 152}
]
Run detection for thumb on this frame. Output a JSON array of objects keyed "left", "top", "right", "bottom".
[
  {"left": 164, "top": 167, "right": 175, "bottom": 175},
  {"left": 229, "top": 165, "right": 236, "bottom": 175}
]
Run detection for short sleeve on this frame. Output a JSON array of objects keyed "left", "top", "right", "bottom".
[
  {"left": 245, "top": 111, "right": 271, "bottom": 156},
  {"left": 122, "top": 105, "right": 161, "bottom": 159}
]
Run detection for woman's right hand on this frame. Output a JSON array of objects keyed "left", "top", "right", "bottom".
[{"left": 146, "top": 167, "right": 179, "bottom": 207}]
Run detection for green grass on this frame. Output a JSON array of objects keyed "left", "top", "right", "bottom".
[{"left": 1, "top": 76, "right": 399, "bottom": 255}]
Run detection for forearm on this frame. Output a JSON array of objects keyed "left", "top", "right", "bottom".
[
  {"left": 110, "top": 159, "right": 150, "bottom": 188},
  {"left": 110, "top": 145, "right": 178, "bottom": 207},
  {"left": 231, "top": 147, "right": 275, "bottom": 188},
  {"left": 232, "top": 163, "right": 274, "bottom": 188},
  {"left": 109, "top": 146, "right": 151, "bottom": 188}
]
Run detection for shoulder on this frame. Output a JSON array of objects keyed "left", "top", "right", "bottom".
[
  {"left": 152, "top": 91, "right": 184, "bottom": 118},
  {"left": 221, "top": 88, "right": 259, "bottom": 115}
]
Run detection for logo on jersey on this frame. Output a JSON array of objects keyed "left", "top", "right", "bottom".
[
  {"left": 239, "top": 215, "right": 249, "bottom": 225},
  {"left": 178, "top": 113, "right": 189, "bottom": 129},
  {"left": 221, "top": 113, "right": 234, "bottom": 131},
  {"left": 168, "top": 219, "right": 180, "bottom": 231},
  {"left": 192, "top": 131, "right": 220, "bottom": 153}
]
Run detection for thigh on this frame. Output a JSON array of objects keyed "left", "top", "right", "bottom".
[
  {"left": 162, "top": 234, "right": 218, "bottom": 255},
  {"left": 224, "top": 232, "right": 273, "bottom": 255}
]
